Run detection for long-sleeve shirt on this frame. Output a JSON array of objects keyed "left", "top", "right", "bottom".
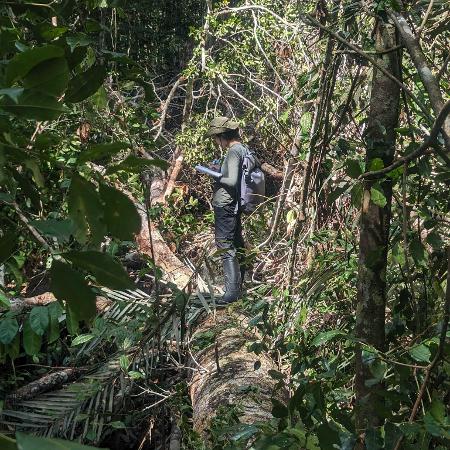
[{"left": 212, "top": 143, "right": 246, "bottom": 207}]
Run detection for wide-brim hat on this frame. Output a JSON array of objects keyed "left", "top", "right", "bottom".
[{"left": 206, "top": 116, "right": 239, "bottom": 137}]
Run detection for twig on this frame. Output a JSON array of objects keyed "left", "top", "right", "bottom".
[{"left": 361, "top": 100, "right": 450, "bottom": 179}]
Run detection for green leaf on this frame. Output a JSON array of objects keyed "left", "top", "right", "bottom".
[
  {"left": 128, "top": 371, "right": 144, "bottom": 380},
  {"left": 408, "top": 344, "right": 431, "bottom": 363},
  {"left": 271, "top": 398, "right": 288, "bottom": 418},
  {"left": 368, "top": 158, "right": 384, "bottom": 171},
  {"left": 105, "top": 155, "right": 169, "bottom": 174},
  {"left": 35, "top": 24, "right": 69, "bottom": 41},
  {"left": 0, "top": 318, "right": 19, "bottom": 345},
  {"left": 409, "top": 238, "right": 427, "bottom": 267},
  {"left": 50, "top": 261, "right": 96, "bottom": 322},
  {"left": 6, "top": 333, "right": 20, "bottom": 360},
  {"left": 0, "top": 292, "right": 11, "bottom": 309},
  {"left": 30, "top": 219, "right": 76, "bottom": 243},
  {"left": 23, "top": 58, "right": 69, "bottom": 97},
  {"left": 65, "top": 65, "right": 107, "bottom": 103},
  {"left": 47, "top": 302, "right": 62, "bottom": 343},
  {"left": 16, "top": 431, "right": 102, "bottom": 449},
  {"left": 312, "top": 330, "right": 345, "bottom": 346},
  {"left": 6, "top": 45, "right": 64, "bottom": 84},
  {"left": 119, "top": 354, "right": 129, "bottom": 370},
  {"left": 65, "top": 33, "right": 94, "bottom": 52},
  {"left": 0, "top": 232, "right": 18, "bottom": 264},
  {"left": 370, "top": 184, "right": 387, "bottom": 208},
  {"left": 71, "top": 334, "right": 95, "bottom": 346},
  {"left": 317, "top": 423, "right": 340, "bottom": 450},
  {"left": 268, "top": 369, "right": 285, "bottom": 380},
  {"left": 0, "top": 88, "right": 24, "bottom": 103},
  {"left": 109, "top": 421, "right": 126, "bottom": 429},
  {"left": 99, "top": 183, "right": 141, "bottom": 241},
  {"left": 2, "top": 90, "right": 69, "bottom": 121},
  {"left": 68, "top": 174, "right": 106, "bottom": 246},
  {"left": 29, "top": 306, "right": 49, "bottom": 336},
  {"left": 429, "top": 399, "right": 446, "bottom": 424},
  {"left": 0, "top": 432, "right": 16, "bottom": 450},
  {"left": 300, "top": 112, "right": 312, "bottom": 135},
  {"left": 64, "top": 251, "right": 134, "bottom": 290},
  {"left": 426, "top": 232, "right": 443, "bottom": 250},
  {"left": 392, "top": 242, "right": 405, "bottom": 266},
  {"left": 423, "top": 413, "right": 448, "bottom": 438},
  {"left": 344, "top": 159, "right": 363, "bottom": 178},
  {"left": 78, "top": 141, "right": 130, "bottom": 163},
  {"left": 23, "top": 319, "right": 42, "bottom": 356},
  {"left": 365, "top": 428, "right": 384, "bottom": 450}
]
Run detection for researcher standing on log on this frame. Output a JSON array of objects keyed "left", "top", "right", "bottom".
[{"left": 200, "top": 116, "right": 247, "bottom": 305}]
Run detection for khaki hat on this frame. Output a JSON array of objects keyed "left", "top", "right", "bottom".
[{"left": 206, "top": 116, "right": 239, "bottom": 137}]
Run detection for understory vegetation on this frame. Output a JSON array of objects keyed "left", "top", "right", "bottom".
[{"left": 0, "top": 1, "right": 449, "bottom": 449}]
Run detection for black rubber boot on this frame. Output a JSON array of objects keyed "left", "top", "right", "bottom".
[{"left": 216, "top": 257, "right": 242, "bottom": 305}]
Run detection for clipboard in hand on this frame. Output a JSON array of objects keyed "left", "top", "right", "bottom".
[{"left": 195, "top": 165, "right": 222, "bottom": 179}]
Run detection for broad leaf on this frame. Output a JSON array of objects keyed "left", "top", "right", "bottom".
[
  {"left": 30, "top": 219, "right": 76, "bottom": 243},
  {"left": 48, "top": 302, "right": 62, "bottom": 343},
  {"left": 0, "top": 292, "right": 11, "bottom": 309},
  {"left": 2, "top": 90, "right": 69, "bottom": 121},
  {"left": 71, "top": 334, "right": 95, "bottom": 346},
  {"left": 312, "top": 330, "right": 345, "bottom": 346},
  {"left": 105, "top": 155, "right": 169, "bottom": 174},
  {"left": 0, "top": 433, "right": 16, "bottom": 450},
  {"left": 65, "top": 65, "right": 107, "bottom": 103},
  {"left": 68, "top": 174, "right": 106, "bottom": 246},
  {"left": 16, "top": 432, "right": 102, "bottom": 450},
  {"left": 78, "top": 141, "right": 130, "bottom": 163},
  {"left": 64, "top": 251, "right": 134, "bottom": 290},
  {"left": 50, "top": 261, "right": 96, "bottom": 322},
  {"left": 0, "top": 88, "right": 24, "bottom": 103},
  {"left": 29, "top": 306, "right": 49, "bottom": 336},
  {"left": 65, "top": 33, "right": 93, "bottom": 52},
  {"left": 370, "top": 184, "right": 387, "bottom": 208},
  {"left": 409, "top": 238, "right": 427, "bottom": 267},
  {"left": 271, "top": 398, "right": 288, "bottom": 418},
  {"left": 344, "top": 159, "right": 363, "bottom": 179},
  {"left": 408, "top": 344, "right": 431, "bottom": 363},
  {"left": 0, "top": 318, "right": 19, "bottom": 345},
  {"left": 23, "top": 319, "right": 42, "bottom": 356},
  {"left": 99, "top": 183, "right": 141, "bottom": 241},
  {"left": 6, "top": 45, "right": 64, "bottom": 84},
  {"left": 0, "top": 232, "right": 18, "bottom": 264},
  {"left": 23, "top": 58, "right": 69, "bottom": 97}
]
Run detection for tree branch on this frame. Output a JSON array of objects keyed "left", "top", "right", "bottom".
[{"left": 361, "top": 100, "right": 450, "bottom": 179}]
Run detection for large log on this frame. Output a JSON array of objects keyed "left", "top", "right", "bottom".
[{"left": 189, "top": 309, "right": 286, "bottom": 434}]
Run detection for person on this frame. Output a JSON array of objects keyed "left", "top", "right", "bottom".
[{"left": 205, "top": 116, "right": 247, "bottom": 305}]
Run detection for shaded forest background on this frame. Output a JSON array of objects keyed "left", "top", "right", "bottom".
[{"left": 0, "top": 0, "right": 449, "bottom": 449}]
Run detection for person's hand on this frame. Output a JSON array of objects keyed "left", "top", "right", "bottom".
[{"left": 208, "top": 159, "right": 221, "bottom": 172}]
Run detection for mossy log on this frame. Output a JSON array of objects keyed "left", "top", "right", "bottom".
[{"left": 189, "top": 309, "right": 286, "bottom": 434}]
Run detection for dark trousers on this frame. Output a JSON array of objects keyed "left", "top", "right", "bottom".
[{"left": 214, "top": 204, "right": 245, "bottom": 262}]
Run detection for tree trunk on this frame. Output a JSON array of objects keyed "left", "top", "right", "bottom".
[
  {"left": 189, "top": 309, "right": 287, "bottom": 435},
  {"left": 354, "top": 19, "right": 401, "bottom": 438}
]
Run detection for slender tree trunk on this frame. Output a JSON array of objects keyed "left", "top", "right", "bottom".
[{"left": 354, "top": 19, "right": 401, "bottom": 438}]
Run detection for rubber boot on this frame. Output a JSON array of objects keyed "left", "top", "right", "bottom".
[{"left": 216, "top": 257, "right": 242, "bottom": 305}]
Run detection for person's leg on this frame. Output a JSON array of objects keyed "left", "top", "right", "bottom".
[
  {"left": 214, "top": 205, "right": 241, "bottom": 304},
  {"left": 233, "top": 212, "right": 246, "bottom": 286}
]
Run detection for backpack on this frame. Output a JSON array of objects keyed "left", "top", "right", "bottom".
[{"left": 239, "top": 146, "right": 266, "bottom": 214}]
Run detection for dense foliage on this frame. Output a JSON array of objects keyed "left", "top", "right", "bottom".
[{"left": 0, "top": 0, "right": 449, "bottom": 449}]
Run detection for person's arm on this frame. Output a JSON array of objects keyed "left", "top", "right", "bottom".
[{"left": 218, "top": 149, "right": 241, "bottom": 188}]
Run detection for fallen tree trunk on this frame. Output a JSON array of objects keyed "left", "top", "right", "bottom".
[
  {"left": 5, "top": 368, "right": 82, "bottom": 405},
  {"left": 9, "top": 293, "right": 112, "bottom": 314},
  {"left": 189, "top": 309, "right": 286, "bottom": 434}
]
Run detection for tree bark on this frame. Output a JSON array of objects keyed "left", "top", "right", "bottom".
[
  {"left": 354, "top": 19, "right": 401, "bottom": 437},
  {"left": 189, "top": 309, "right": 287, "bottom": 435}
]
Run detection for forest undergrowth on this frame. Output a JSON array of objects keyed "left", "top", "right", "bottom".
[{"left": 0, "top": 1, "right": 449, "bottom": 449}]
